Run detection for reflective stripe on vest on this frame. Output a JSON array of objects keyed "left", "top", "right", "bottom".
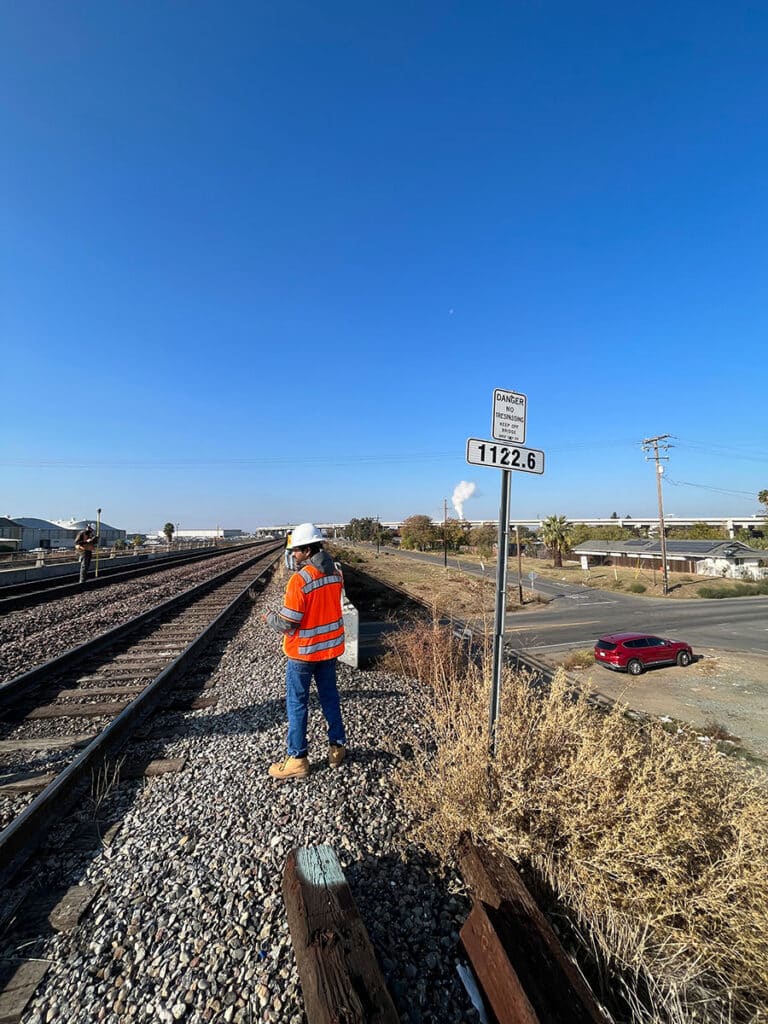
[{"left": 280, "top": 562, "right": 345, "bottom": 661}]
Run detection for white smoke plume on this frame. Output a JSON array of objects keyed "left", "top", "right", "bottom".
[{"left": 452, "top": 480, "right": 477, "bottom": 519}]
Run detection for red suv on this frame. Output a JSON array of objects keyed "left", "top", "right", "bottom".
[{"left": 594, "top": 633, "right": 693, "bottom": 676}]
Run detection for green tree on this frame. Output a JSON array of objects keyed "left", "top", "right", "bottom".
[
  {"left": 570, "top": 524, "right": 635, "bottom": 545},
  {"left": 344, "top": 517, "right": 378, "bottom": 542},
  {"left": 163, "top": 522, "right": 175, "bottom": 545},
  {"left": 401, "top": 514, "right": 437, "bottom": 551},
  {"left": 667, "top": 523, "right": 727, "bottom": 540},
  {"left": 470, "top": 523, "right": 497, "bottom": 555},
  {"left": 540, "top": 514, "right": 572, "bottom": 568},
  {"left": 442, "top": 517, "right": 468, "bottom": 552},
  {"left": 132, "top": 535, "right": 144, "bottom": 548},
  {"left": 759, "top": 489, "right": 768, "bottom": 518},
  {"left": 515, "top": 525, "right": 537, "bottom": 551}
]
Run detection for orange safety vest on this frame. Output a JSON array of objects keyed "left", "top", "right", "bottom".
[{"left": 278, "top": 561, "right": 345, "bottom": 661}]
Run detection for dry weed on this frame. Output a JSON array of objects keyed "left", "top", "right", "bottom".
[
  {"left": 389, "top": 623, "right": 768, "bottom": 1024},
  {"left": 561, "top": 648, "right": 595, "bottom": 670}
]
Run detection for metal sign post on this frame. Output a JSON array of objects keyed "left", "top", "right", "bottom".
[
  {"left": 489, "top": 470, "right": 511, "bottom": 758},
  {"left": 466, "top": 387, "right": 544, "bottom": 758}
]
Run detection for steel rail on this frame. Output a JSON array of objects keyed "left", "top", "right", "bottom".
[
  {"left": 0, "top": 543, "right": 281, "bottom": 707},
  {"left": 0, "top": 543, "right": 282, "bottom": 884},
  {"left": 0, "top": 541, "right": 271, "bottom": 612}
]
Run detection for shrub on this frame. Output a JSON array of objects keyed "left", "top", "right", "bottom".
[
  {"left": 627, "top": 581, "right": 646, "bottom": 593},
  {"left": 697, "top": 581, "right": 768, "bottom": 598},
  {"left": 389, "top": 623, "right": 768, "bottom": 1024},
  {"left": 561, "top": 648, "right": 594, "bottom": 670}
]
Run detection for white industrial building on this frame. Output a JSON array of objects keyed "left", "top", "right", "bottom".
[
  {"left": 10, "top": 517, "right": 126, "bottom": 551},
  {"left": 55, "top": 518, "right": 125, "bottom": 547},
  {"left": 156, "top": 528, "right": 244, "bottom": 541}
]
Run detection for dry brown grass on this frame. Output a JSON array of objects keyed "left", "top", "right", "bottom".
[
  {"left": 561, "top": 648, "right": 595, "bottom": 670},
  {"left": 388, "top": 621, "right": 768, "bottom": 1024}
]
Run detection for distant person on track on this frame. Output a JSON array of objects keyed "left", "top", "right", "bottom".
[
  {"left": 74, "top": 524, "right": 97, "bottom": 584},
  {"left": 263, "top": 522, "right": 346, "bottom": 780},
  {"left": 284, "top": 531, "right": 296, "bottom": 571}
]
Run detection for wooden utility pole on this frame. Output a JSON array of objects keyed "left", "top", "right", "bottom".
[
  {"left": 443, "top": 499, "right": 448, "bottom": 568},
  {"left": 642, "top": 435, "right": 673, "bottom": 595},
  {"left": 515, "top": 523, "right": 523, "bottom": 604}
]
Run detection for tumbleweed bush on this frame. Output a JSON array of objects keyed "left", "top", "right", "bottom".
[{"left": 387, "top": 620, "right": 768, "bottom": 1024}]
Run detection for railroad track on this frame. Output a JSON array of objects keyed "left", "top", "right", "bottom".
[
  {"left": 0, "top": 540, "right": 272, "bottom": 613},
  {"left": 0, "top": 540, "right": 283, "bottom": 887}
]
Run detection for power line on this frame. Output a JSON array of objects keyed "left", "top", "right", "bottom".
[{"left": 665, "top": 477, "right": 758, "bottom": 498}]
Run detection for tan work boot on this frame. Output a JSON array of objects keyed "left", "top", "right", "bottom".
[
  {"left": 268, "top": 756, "right": 310, "bottom": 780},
  {"left": 328, "top": 744, "right": 346, "bottom": 768}
]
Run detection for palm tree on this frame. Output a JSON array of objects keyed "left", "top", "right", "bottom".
[
  {"left": 163, "top": 522, "right": 175, "bottom": 546},
  {"left": 540, "top": 514, "right": 572, "bottom": 568}
]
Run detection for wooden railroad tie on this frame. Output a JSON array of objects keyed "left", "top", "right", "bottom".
[
  {"left": 457, "top": 836, "right": 609, "bottom": 1024},
  {"left": 282, "top": 844, "right": 400, "bottom": 1024}
]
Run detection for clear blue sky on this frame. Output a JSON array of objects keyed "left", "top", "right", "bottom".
[{"left": 3, "top": 2, "right": 766, "bottom": 532}]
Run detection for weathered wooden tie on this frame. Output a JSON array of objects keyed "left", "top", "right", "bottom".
[
  {"left": 283, "top": 845, "right": 400, "bottom": 1024},
  {"left": 458, "top": 837, "right": 608, "bottom": 1024}
]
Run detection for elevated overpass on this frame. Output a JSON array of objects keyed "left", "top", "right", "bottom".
[{"left": 255, "top": 515, "right": 765, "bottom": 539}]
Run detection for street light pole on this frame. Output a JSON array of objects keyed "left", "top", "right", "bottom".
[{"left": 642, "top": 434, "right": 673, "bottom": 595}]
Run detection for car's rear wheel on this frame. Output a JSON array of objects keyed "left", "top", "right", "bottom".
[
  {"left": 677, "top": 650, "right": 692, "bottom": 667},
  {"left": 627, "top": 659, "right": 644, "bottom": 676}
]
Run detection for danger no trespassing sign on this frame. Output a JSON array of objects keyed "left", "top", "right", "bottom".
[{"left": 492, "top": 389, "right": 527, "bottom": 444}]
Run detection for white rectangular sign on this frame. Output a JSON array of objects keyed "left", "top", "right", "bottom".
[
  {"left": 466, "top": 437, "right": 545, "bottom": 474},
  {"left": 492, "top": 388, "right": 527, "bottom": 443}
]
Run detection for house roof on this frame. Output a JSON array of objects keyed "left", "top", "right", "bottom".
[
  {"left": 0, "top": 517, "right": 21, "bottom": 530},
  {"left": 572, "top": 539, "right": 768, "bottom": 560}
]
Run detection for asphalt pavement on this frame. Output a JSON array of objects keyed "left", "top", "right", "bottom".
[{"left": 369, "top": 546, "right": 768, "bottom": 656}]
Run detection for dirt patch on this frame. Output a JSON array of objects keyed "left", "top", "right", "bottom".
[
  {"left": 548, "top": 647, "right": 768, "bottom": 763},
  {"left": 334, "top": 546, "right": 501, "bottom": 621}
]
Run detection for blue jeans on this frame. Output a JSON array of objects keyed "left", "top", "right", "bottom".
[
  {"left": 285, "top": 657, "right": 346, "bottom": 758},
  {"left": 79, "top": 550, "right": 92, "bottom": 583}
]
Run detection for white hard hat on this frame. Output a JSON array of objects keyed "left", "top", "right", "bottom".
[{"left": 288, "top": 523, "right": 324, "bottom": 548}]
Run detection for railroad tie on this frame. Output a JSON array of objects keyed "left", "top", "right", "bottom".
[
  {"left": 457, "top": 836, "right": 609, "bottom": 1024},
  {"left": 282, "top": 844, "right": 400, "bottom": 1024}
]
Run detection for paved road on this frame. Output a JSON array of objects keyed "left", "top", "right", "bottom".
[{"left": 370, "top": 546, "right": 768, "bottom": 656}]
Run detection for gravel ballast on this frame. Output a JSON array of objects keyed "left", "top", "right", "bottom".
[
  {"left": 0, "top": 549, "right": 272, "bottom": 685},
  {"left": 11, "top": 574, "right": 478, "bottom": 1024}
]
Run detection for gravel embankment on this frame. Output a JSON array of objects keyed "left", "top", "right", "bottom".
[
  {"left": 13, "top": 575, "right": 477, "bottom": 1024},
  {"left": 0, "top": 549, "right": 271, "bottom": 684}
]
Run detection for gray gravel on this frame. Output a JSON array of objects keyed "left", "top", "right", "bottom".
[
  {"left": 0, "top": 548, "right": 270, "bottom": 684},
  {"left": 11, "top": 574, "right": 479, "bottom": 1024}
]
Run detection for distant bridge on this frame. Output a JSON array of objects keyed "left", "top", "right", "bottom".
[{"left": 255, "top": 515, "right": 765, "bottom": 539}]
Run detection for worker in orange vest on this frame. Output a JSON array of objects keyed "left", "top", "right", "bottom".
[{"left": 263, "top": 522, "right": 346, "bottom": 780}]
